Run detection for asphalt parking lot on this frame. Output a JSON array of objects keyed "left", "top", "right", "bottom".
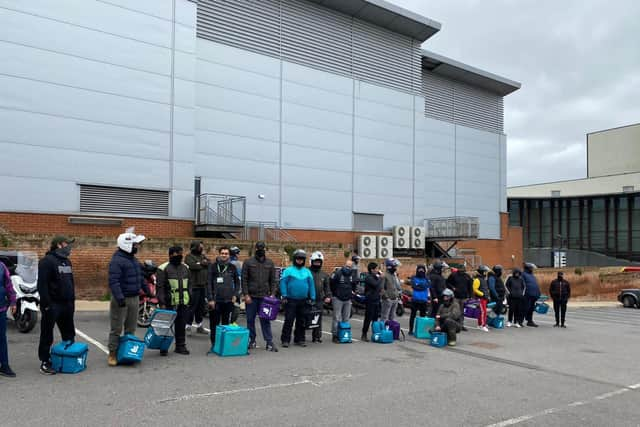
[{"left": 2, "top": 306, "right": 640, "bottom": 427}]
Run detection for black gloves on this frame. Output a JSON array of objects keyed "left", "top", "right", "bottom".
[{"left": 117, "top": 299, "right": 126, "bottom": 308}]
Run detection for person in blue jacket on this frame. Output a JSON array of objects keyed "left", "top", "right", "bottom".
[
  {"left": 279, "top": 249, "right": 315, "bottom": 348},
  {"left": 408, "top": 265, "right": 430, "bottom": 336},
  {"left": 522, "top": 262, "right": 541, "bottom": 327}
]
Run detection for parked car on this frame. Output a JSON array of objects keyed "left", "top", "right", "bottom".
[{"left": 618, "top": 289, "right": 640, "bottom": 308}]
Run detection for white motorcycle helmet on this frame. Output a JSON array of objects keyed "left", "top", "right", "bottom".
[
  {"left": 310, "top": 251, "right": 324, "bottom": 264},
  {"left": 117, "top": 232, "right": 146, "bottom": 253}
]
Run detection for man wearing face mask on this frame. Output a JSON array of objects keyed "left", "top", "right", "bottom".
[
  {"left": 37, "top": 236, "right": 76, "bottom": 375},
  {"left": 429, "top": 261, "right": 447, "bottom": 318},
  {"left": 330, "top": 260, "right": 356, "bottom": 343},
  {"left": 506, "top": 268, "right": 526, "bottom": 328},
  {"left": 409, "top": 265, "right": 430, "bottom": 336},
  {"left": 242, "top": 241, "right": 278, "bottom": 352},
  {"left": 380, "top": 258, "right": 402, "bottom": 322},
  {"left": 279, "top": 250, "right": 315, "bottom": 348},
  {"left": 107, "top": 231, "right": 150, "bottom": 365},
  {"left": 361, "top": 262, "right": 382, "bottom": 342},
  {"left": 309, "top": 251, "right": 331, "bottom": 343},
  {"left": 435, "top": 288, "right": 462, "bottom": 346},
  {"left": 207, "top": 246, "right": 240, "bottom": 347},
  {"left": 549, "top": 271, "right": 571, "bottom": 328},
  {"left": 185, "top": 241, "right": 209, "bottom": 334},
  {"left": 157, "top": 246, "right": 191, "bottom": 355}
]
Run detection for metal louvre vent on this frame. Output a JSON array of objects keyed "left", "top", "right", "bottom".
[
  {"left": 197, "top": 0, "right": 281, "bottom": 58},
  {"left": 196, "top": 0, "right": 422, "bottom": 95},
  {"left": 422, "top": 70, "right": 504, "bottom": 133},
  {"left": 80, "top": 185, "right": 169, "bottom": 216}
]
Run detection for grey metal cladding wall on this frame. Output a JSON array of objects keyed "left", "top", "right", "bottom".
[
  {"left": 80, "top": 185, "right": 169, "bottom": 216},
  {"left": 422, "top": 70, "right": 504, "bottom": 133},
  {"left": 197, "top": 0, "right": 422, "bottom": 95},
  {"left": 197, "top": 0, "right": 281, "bottom": 58}
]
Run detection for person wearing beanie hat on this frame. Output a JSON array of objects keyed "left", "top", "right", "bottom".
[{"left": 361, "top": 262, "right": 382, "bottom": 341}]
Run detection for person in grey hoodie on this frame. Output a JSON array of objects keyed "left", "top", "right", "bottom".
[{"left": 380, "top": 258, "right": 402, "bottom": 321}]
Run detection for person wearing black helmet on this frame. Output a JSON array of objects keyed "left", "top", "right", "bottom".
[
  {"left": 488, "top": 265, "right": 506, "bottom": 316},
  {"left": 380, "top": 258, "right": 402, "bottom": 322},
  {"left": 228, "top": 246, "right": 242, "bottom": 323},
  {"left": 522, "top": 262, "right": 541, "bottom": 327},
  {"left": 361, "top": 262, "right": 382, "bottom": 342},
  {"left": 428, "top": 261, "right": 447, "bottom": 318},
  {"left": 309, "top": 251, "right": 331, "bottom": 343},
  {"left": 330, "top": 259, "right": 356, "bottom": 343},
  {"left": 408, "top": 265, "right": 430, "bottom": 336},
  {"left": 472, "top": 265, "right": 491, "bottom": 332},
  {"left": 446, "top": 264, "right": 473, "bottom": 331},
  {"left": 242, "top": 242, "right": 278, "bottom": 352},
  {"left": 185, "top": 241, "right": 209, "bottom": 334},
  {"left": 279, "top": 250, "right": 315, "bottom": 347},
  {"left": 506, "top": 268, "right": 526, "bottom": 327}
]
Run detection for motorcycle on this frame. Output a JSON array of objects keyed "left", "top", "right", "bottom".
[
  {"left": 137, "top": 260, "right": 159, "bottom": 328},
  {"left": 0, "top": 251, "right": 40, "bottom": 333}
]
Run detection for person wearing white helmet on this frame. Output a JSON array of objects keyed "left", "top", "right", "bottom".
[
  {"left": 309, "top": 251, "right": 331, "bottom": 343},
  {"left": 435, "top": 288, "right": 462, "bottom": 346},
  {"left": 107, "top": 230, "right": 150, "bottom": 366}
]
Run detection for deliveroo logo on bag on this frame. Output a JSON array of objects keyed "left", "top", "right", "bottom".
[
  {"left": 231, "top": 337, "right": 242, "bottom": 348},
  {"left": 312, "top": 314, "right": 320, "bottom": 325},
  {"left": 262, "top": 307, "right": 270, "bottom": 316},
  {"left": 131, "top": 344, "right": 140, "bottom": 354},
  {"left": 432, "top": 336, "right": 437, "bottom": 345}
]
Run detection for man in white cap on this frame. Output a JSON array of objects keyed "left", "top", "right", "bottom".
[{"left": 107, "top": 229, "right": 150, "bottom": 366}]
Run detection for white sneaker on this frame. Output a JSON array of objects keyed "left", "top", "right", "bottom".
[
  {"left": 481, "top": 326, "right": 489, "bottom": 332},
  {"left": 514, "top": 323, "right": 522, "bottom": 328},
  {"left": 506, "top": 321, "right": 512, "bottom": 328}
]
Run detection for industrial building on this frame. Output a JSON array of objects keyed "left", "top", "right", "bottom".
[
  {"left": 508, "top": 123, "right": 640, "bottom": 265},
  {"left": 0, "top": 0, "right": 520, "bottom": 255}
]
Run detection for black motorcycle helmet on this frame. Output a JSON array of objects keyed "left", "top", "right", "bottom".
[
  {"left": 523, "top": 262, "right": 536, "bottom": 273},
  {"left": 476, "top": 265, "right": 490, "bottom": 276},
  {"left": 492, "top": 265, "right": 503, "bottom": 277}
]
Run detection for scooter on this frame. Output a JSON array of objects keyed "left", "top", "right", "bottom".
[
  {"left": 0, "top": 251, "right": 40, "bottom": 333},
  {"left": 137, "top": 260, "right": 159, "bottom": 328}
]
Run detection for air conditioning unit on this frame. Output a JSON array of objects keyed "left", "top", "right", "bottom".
[
  {"left": 410, "top": 226, "right": 426, "bottom": 249},
  {"left": 377, "top": 235, "right": 393, "bottom": 259},
  {"left": 393, "top": 225, "right": 410, "bottom": 249},
  {"left": 358, "top": 235, "right": 377, "bottom": 259}
]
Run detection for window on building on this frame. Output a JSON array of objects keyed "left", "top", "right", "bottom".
[
  {"left": 569, "top": 199, "right": 580, "bottom": 248},
  {"left": 551, "top": 190, "right": 561, "bottom": 197},
  {"left": 623, "top": 186, "right": 634, "bottom": 193},
  {"left": 508, "top": 200, "right": 521, "bottom": 226},
  {"left": 529, "top": 200, "right": 540, "bottom": 247},
  {"left": 590, "top": 198, "right": 606, "bottom": 251},
  {"left": 632, "top": 197, "right": 640, "bottom": 258},
  {"left": 353, "top": 213, "right": 384, "bottom": 231},
  {"left": 79, "top": 185, "right": 169, "bottom": 216},
  {"left": 618, "top": 197, "right": 629, "bottom": 255},
  {"left": 541, "top": 200, "right": 551, "bottom": 247}
]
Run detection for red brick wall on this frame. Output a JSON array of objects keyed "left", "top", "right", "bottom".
[{"left": 0, "top": 212, "right": 193, "bottom": 238}]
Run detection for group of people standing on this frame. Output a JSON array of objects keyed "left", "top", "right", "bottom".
[{"left": 0, "top": 232, "right": 573, "bottom": 377}]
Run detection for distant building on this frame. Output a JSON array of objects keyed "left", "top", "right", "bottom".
[{"left": 507, "top": 123, "right": 640, "bottom": 266}]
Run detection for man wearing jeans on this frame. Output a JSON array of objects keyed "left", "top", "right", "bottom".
[
  {"left": 330, "top": 260, "right": 355, "bottom": 343},
  {"left": 380, "top": 258, "right": 401, "bottom": 321},
  {"left": 242, "top": 242, "right": 278, "bottom": 352}
]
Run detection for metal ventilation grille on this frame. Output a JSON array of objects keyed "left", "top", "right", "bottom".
[
  {"left": 196, "top": 0, "right": 422, "bottom": 95},
  {"left": 352, "top": 19, "right": 419, "bottom": 93},
  {"left": 422, "top": 70, "right": 504, "bottom": 133},
  {"left": 197, "top": 0, "right": 281, "bottom": 58},
  {"left": 281, "top": 0, "right": 352, "bottom": 76},
  {"left": 422, "top": 71, "right": 454, "bottom": 122},
  {"left": 80, "top": 185, "right": 169, "bottom": 216}
]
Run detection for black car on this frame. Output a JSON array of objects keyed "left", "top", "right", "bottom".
[{"left": 618, "top": 289, "right": 640, "bottom": 308}]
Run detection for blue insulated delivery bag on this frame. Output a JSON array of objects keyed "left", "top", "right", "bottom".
[
  {"left": 371, "top": 320, "right": 385, "bottom": 335},
  {"left": 144, "top": 309, "right": 177, "bottom": 351},
  {"left": 430, "top": 332, "right": 448, "bottom": 348},
  {"left": 212, "top": 325, "right": 250, "bottom": 357},
  {"left": 488, "top": 315, "right": 505, "bottom": 329},
  {"left": 117, "top": 334, "right": 145, "bottom": 364},
  {"left": 535, "top": 302, "right": 549, "bottom": 314},
  {"left": 337, "top": 321, "right": 352, "bottom": 343},
  {"left": 51, "top": 341, "right": 88, "bottom": 374},
  {"left": 372, "top": 329, "right": 394, "bottom": 343},
  {"left": 414, "top": 316, "right": 435, "bottom": 339}
]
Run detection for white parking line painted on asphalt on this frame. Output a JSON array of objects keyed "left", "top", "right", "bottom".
[
  {"left": 75, "top": 328, "right": 109, "bottom": 355},
  {"left": 485, "top": 382, "right": 640, "bottom": 427},
  {"left": 157, "top": 379, "right": 313, "bottom": 403}
]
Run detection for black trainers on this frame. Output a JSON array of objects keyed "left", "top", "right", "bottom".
[
  {"left": 266, "top": 343, "right": 278, "bottom": 352},
  {"left": 248, "top": 341, "right": 257, "bottom": 349},
  {"left": 461, "top": 326, "right": 468, "bottom": 332},
  {"left": 175, "top": 347, "right": 190, "bottom": 355},
  {"left": 40, "top": 361, "right": 56, "bottom": 375},
  {"left": 294, "top": 341, "right": 307, "bottom": 347},
  {"left": 527, "top": 321, "right": 539, "bottom": 328},
  {"left": 332, "top": 336, "right": 339, "bottom": 343},
  {"left": 0, "top": 365, "right": 16, "bottom": 378},
  {"left": 312, "top": 338, "right": 322, "bottom": 343},
  {"left": 281, "top": 341, "right": 289, "bottom": 348},
  {"left": 160, "top": 350, "right": 168, "bottom": 356},
  {"left": 360, "top": 334, "right": 369, "bottom": 342},
  {"left": 561, "top": 324, "right": 566, "bottom": 328}
]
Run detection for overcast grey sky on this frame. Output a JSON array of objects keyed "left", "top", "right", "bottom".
[{"left": 389, "top": 0, "right": 640, "bottom": 186}]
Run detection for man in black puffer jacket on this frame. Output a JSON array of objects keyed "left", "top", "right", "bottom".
[
  {"left": 446, "top": 265, "right": 473, "bottom": 331},
  {"left": 429, "top": 261, "right": 447, "bottom": 318},
  {"left": 37, "top": 236, "right": 76, "bottom": 375},
  {"left": 107, "top": 231, "right": 150, "bottom": 366}
]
